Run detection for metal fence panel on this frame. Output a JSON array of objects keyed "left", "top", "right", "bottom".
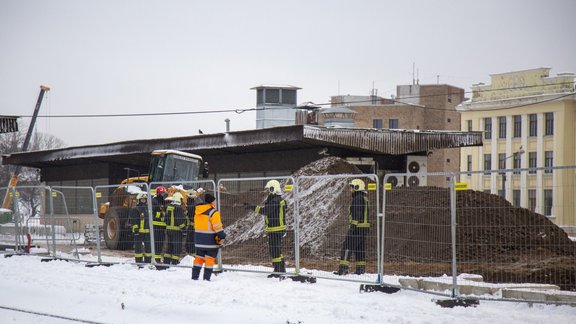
[
  {"left": 0, "top": 186, "right": 26, "bottom": 254},
  {"left": 382, "top": 173, "right": 453, "bottom": 296},
  {"left": 454, "top": 166, "right": 576, "bottom": 299},
  {"left": 94, "top": 183, "right": 151, "bottom": 264},
  {"left": 217, "top": 177, "right": 296, "bottom": 276},
  {"left": 296, "top": 174, "right": 380, "bottom": 283},
  {"left": 149, "top": 180, "right": 216, "bottom": 268}
]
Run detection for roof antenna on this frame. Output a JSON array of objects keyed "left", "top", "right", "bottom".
[{"left": 412, "top": 62, "right": 415, "bottom": 85}]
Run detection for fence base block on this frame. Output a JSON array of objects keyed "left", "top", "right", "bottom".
[
  {"left": 281, "top": 275, "right": 317, "bottom": 284},
  {"left": 85, "top": 262, "right": 115, "bottom": 268},
  {"left": 359, "top": 284, "right": 401, "bottom": 294},
  {"left": 434, "top": 298, "right": 480, "bottom": 308}
]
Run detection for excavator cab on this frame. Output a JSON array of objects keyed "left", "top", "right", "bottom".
[{"left": 148, "top": 150, "right": 207, "bottom": 184}]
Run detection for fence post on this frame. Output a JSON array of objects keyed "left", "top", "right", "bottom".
[{"left": 450, "top": 175, "right": 458, "bottom": 298}]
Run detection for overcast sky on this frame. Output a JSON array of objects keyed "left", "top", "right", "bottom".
[{"left": 1, "top": 0, "right": 575, "bottom": 147}]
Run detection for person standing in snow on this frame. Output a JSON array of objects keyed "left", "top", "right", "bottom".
[
  {"left": 335, "top": 178, "right": 370, "bottom": 275},
  {"left": 163, "top": 192, "right": 186, "bottom": 265},
  {"left": 246, "top": 180, "right": 287, "bottom": 278},
  {"left": 192, "top": 193, "right": 226, "bottom": 281},
  {"left": 130, "top": 192, "right": 152, "bottom": 263},
  {"left": 151, "top": 186, "right": 167, "bottom": 264}
]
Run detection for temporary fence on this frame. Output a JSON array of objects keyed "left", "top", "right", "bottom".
[
  {"left": 295, "top": 174, "right": 380, "bottom": 284},
  {"left": 217, "top": 176, "right": 297, "bottom": 276},
  {"left": 383, "top": 166, "right": 576, "bottom": 303},
  {"left": 1, "top": 166, "right": 574, "bottom": 304},
  {"left": 452, "top": 166, "right": 576, "bottom": 301}
]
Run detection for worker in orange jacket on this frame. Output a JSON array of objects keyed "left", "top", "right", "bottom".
[{"left": 192, "top": 193, "right": 226, "bottom": 281}]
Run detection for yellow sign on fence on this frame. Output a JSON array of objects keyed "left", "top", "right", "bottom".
[{"left": 455, "top": 182, "right": 468, "bottom": 191}]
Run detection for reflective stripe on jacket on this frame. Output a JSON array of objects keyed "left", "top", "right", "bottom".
[
  {"left": 255, "top": 194, "right": 286, "bottom": 233},
  {"left": 194, "top": 203, "right": 226, "bottom": 249},
  {"left": 166, "top": 204, "right": 186, "bottom": 231},
  {"left": 130, "top": 204, "right": 150, "bottom": 234},
  {"left": 349, "top": 191, "right": 369, "bottom": 228}
]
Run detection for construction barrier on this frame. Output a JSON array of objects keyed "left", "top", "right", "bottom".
[
  {"left": 2, "top": 165, "right": 574, "bottom": 305},
  {"left": 295, "top": 174, "right": 380, "bottom": 284},
  {"left": 217, "top": 176, "right": 297, "bottom": 276}
]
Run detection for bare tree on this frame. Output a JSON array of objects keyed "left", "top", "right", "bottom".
[{"left": 1, "top": 129, "right": 65, "bottom": 218}]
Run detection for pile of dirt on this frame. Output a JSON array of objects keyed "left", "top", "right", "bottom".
[
  {"left": 384, "top": 187, "right": 576, "bottom": 290},
  {"left": 220, "top": 157, "right": 576, "bottom": 290}
]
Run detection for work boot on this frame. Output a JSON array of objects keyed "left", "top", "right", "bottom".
[
  {"left": 267, "top": 262, "right": 281, "bottom": 278},
  {"left": 203, "top": 268, "right": 213, "bottom": 281},
  {"left": 191, "top": 266, "right": 201, "bottom": 280},
  {"left": 333, "top": 264, "right": 349, "bottom": 276},
  {"left": 354, "top": 266, "right": 365, "bottom": 275}
]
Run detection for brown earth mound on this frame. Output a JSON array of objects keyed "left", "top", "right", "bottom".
[{"left": 385, "top": 187, "right": 576, "bottom": 290}]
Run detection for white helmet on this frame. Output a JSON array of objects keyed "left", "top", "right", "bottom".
[
  {"left": 171, "top": 192, "right": 183, "bottom": 204},
  {"left": 349, "top": 179, "right": 365, "bottom": 191},
  {"left": 264, "top": 180, "right": 281, "bottom": 195}
]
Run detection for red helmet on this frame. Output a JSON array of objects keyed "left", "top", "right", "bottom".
[{"left": 156, "top": 186, "right": 166, "bottom": 195}]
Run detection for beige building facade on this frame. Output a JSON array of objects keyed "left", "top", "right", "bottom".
[{"left": 457, "top": 67, "right": 576, "bottom": 232}]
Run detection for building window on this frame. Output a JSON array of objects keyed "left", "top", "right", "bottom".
[
  {"left": 528, "top": 152, "right": 537, "bottom": 174},
  {"left": 388, "top": 119, "right": 399, "bottom": 129},
  {"left": 498, "top": 116, "right": 506, "bottom": 139},
  {"left": 257, "top": 89, "right": 264, "bottom": 105},
  {"left": 513, "top": 190, "right": 521, "bottom": 208},
  {"left": 265, "top": 89, "right": 280, "bottom": 104},
  {"left": 484, "top": 118, "right": 492, "bottom": 139},
  {"left": 373, "top": 119, "right": 383, "bottom": 129},
  {"left": 545, "top": 112, "right": 554, "bottom": 136},
  {"left": 544, "top": 189, "right": 553, "bottom": 216},
  {"left": 513, "top": 115, "right": 521, "bottom": 138},
  {"left": 545, "top": 151, "right": 553, "bottom": 174},
  {"left": 281, "top": 89, "right": 297, "bottom": 105},
  {"left": 498, "top": 153, "right": 506, "bottom": 171},
  {"left": 466, "top": 120, "right": 472, "bottom": 131},
  {"left": 513, "top": 154, "right": 521, "bottom": 175},
  {"left": 529, "top": 114, "right": 537, "bottom": 136},
  {"left": 483, "top": 154, "right": 491, "bottom": 175},
  {"left": 467, "top": 155, "right": 472, "bottom": 176},
  {"left": 528, "top": 190, "right": 536, "bottom": 212}
]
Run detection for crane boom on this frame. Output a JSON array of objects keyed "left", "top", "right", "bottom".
[{"left": 2, "top": 85, "right": 50, "bottom": 209}]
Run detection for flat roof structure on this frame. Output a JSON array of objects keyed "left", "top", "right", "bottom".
[{"left": 2, "top": 125, "right": 483, "bottom": 184}]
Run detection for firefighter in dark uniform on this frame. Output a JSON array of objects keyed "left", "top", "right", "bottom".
[
  {"left": 335, "top": 178, "right": 370, "bottom": 275},
  {"left": 192, "top": 193, "right": 226, "bottom": 281},
  {"left": 164, "top": 192, "right": 186, "bottom": 265},
  {"left": 247, "top": 180, "right": 287, "bottom": 277},
  {"left": 184, "top": 189, "right": 199, "bottom": 256},
  {"left": 130, "top": 192, "right": 152, "bottom": 263},
  {"left": 151, "top": 186, "right": 167, "bottom": 264}
]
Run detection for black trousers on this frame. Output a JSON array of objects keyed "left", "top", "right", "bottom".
[
  {"left": 268, "top": 231, "right": 285, "bottom": 273},
  {"left": 153, "top": 226, "right": 165, "bottom": 262},
  {"left": 165, "top": 230, "right": 183, "bottom": 264},
  {"left": 339, "top": 227, "right": 367, "bottom": 264},
  {"left": 134, "top": 232, "right": 152, "bottom": 263}
]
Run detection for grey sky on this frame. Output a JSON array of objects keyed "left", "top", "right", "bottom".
[{"left": 1, "top": 0, "right": 575, "bottom": 146}]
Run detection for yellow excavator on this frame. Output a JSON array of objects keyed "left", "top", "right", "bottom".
[
  {"left": 98, "top": 149, "right": 208, "bottom": 250},
  {"left": 2, "top": 85, "right": 50, "bottom": 210}
]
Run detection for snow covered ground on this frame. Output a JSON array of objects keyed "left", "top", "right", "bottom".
[{"left": 1, "top": 253, "right": 575, "bottom": 324}]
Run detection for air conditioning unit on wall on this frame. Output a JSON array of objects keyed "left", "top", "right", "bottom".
[
  {"left": 406, "top": 155, "right": 427, "bottom": 187},
  {"left": 387, "top": 175, "right": 404, "bottom": 187}
]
